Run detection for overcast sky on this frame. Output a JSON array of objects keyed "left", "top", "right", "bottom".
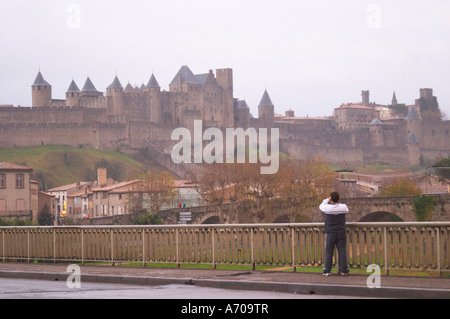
[{"left": 1, "top": 0, "right": 449, "bottom": 118}]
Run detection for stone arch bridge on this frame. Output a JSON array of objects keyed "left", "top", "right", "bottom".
[{"left": 158, "top": 194, "right": 450, "bottom": 225}]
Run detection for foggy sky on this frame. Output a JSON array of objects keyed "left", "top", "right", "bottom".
[{"left": 1, "top": 0, "right": 449, "bottom": 118}]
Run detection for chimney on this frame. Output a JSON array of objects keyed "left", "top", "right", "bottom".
[{"left": 97, "top": 168, "right": 107, "bottom": 187}]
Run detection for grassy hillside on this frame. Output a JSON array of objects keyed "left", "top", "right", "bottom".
[{"left": 0, "top": 145, "right": 169, "bottom": 190}]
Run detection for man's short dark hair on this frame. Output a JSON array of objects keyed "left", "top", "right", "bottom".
[{"left": 330, "top": 192, "right": 340, "bottom": 203}]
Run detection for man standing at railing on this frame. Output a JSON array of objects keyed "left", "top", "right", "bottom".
[{"left": 319, "top": 192, "right": 350, "bottom": 276}]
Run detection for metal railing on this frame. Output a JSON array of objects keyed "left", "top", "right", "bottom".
[{"left": 1, "top": 222, "right": 449, "bottom": 276}]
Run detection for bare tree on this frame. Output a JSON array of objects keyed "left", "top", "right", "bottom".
[
  {"left": 278, "top": 157, "right": 334, "bottom": 222},
  {"left": 127, "top": 171, "right": 177, "bottom": 215}
]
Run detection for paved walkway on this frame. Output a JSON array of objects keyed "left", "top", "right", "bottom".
[{"left": 0, "top": 263, "right": 448, "bottom": 299}]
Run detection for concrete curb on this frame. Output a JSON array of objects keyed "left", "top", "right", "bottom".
[{"left": 1, "top": 270, "right": 449, "bottom": 299}]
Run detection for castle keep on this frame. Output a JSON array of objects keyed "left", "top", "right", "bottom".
[{"left": 0, "top": 66, "right": 449, "bottom": 175}]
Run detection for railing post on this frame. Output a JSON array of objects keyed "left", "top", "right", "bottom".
[
  {"left": 291, "top": 226, "right": 296, "bottom": 272},
  {"left": 251, "top": 228, "right": 255, "bottom": 271},
  {"left": 27, "top": 229, "right": 30, "bottom": 263},
  {"left": 53, "top": 228, "right": 56, "bottom": 263},
  {"left": 176, "top": 228, "right": 180, "bottom": 268},
  {"left": 383, "top": 226, "right": 389, "bottom": 275},
  {"left": 110, "top": 228, "right": 114, "bottom": 266},
  {"left": 81, "top": 229, "right": 85, "bottom": 266},
  {"left": 2, "top": 230, "right": 4, "bottom": 262},
  {"left": 436, "top": 227, "right": 441, "bottom": 277},
  {"left": 142, "top": 229, "right": 146, "bottom": 267},
  {"left": 212, "top": 228, "right": 216, "bottom": 270}
]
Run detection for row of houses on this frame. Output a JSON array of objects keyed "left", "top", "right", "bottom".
[{"left": 0, "top": 163, "right": 201, "bottom": 225}]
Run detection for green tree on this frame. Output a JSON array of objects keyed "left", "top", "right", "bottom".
[
  {"left": 38, "top": 203, "right": 54, "bottom": 226},
  {"left": 379, "top": 179, "right": 422, "bottom": 197},
  {"left": 132, "top": 213, "right": 164, "bottom": 225},
  {"left": 434, "top": 158, "right": 450, "bottom": 180}
]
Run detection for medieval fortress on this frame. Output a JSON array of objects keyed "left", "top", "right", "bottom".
[{"left": 0, "top": 66, "right": 449, "bottom": 176}]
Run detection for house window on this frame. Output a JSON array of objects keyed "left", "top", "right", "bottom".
[
  {"left": 0, "top": 175, "right": 5, "bottom": 188},
  {"left": 16, "top": 174, "right": 24, "bottom": 188},
  {"left": 0, "top": 199, "right": 6, "bottom": 212},
  {"left": 16, "top": 199, "right": 25, "bottom": 211}
]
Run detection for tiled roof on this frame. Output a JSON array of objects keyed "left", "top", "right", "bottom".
[
  {"left": 335, "top": 104, "right": 375, "bottom": 110},
  {"left": 0, "top": 162, "right": 33, "bottom": 171},
  {"left": 94, "top": 180, "right": 140, "bottom": 192},
  {"left": 47, "top": 182, "right": 91, "bottom": 192}
]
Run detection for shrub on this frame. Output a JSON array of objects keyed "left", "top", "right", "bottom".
[{"left": 413, "top": 195, "right": 436, "bottom": 221}]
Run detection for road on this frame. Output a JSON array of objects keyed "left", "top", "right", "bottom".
[{"left": 0, "top": 278, "right": 368, "bottom": 300}]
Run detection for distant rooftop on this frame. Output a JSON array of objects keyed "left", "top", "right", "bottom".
[
  {"left": 170, "top": 65, "right": 201, "bottom": 86},
  {"left": 0, "top": 162, "right": 33, "bottom": 171}
]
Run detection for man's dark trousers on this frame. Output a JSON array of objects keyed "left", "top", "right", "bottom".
[{"left": 324, "top": 231, "right": 348, "bottom": 274}]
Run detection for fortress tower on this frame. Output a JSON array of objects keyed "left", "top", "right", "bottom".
[
  {"left": 32, "top": 71, "right": 52, "bottom": 107},
  {"left": 258, "top": 90, "right": 275, "bottom": 128},
  {"left": 407, "top": 133, "right": 420, "bottom": 166},
  {"left": 369, "top": 119, "right": 384, "bottom": 147},
  {"left": 65, "top": 80, "right": 81, "bottom": 108},
  {"left": 216, "top": 68, "right": 234, "bottom": 128},
  {"left": 106, "top": 76, "right": 124, "bottom": 116},
  {"left": 362, "top": 90, "right": 370, "bottom": 106},
  {"left": 405, "top": 106, "right": 422, "bottom": 146},
  {"left": 145, "top": 74, "right": 162, "bottom": 123}
]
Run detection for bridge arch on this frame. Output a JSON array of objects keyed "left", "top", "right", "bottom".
[
  {"left": 273, "top": 215, "right": 290, "bottom": 224},
  {"left": 202, "top": 216, "right": 221, "bottom": 224},
  {"left": 359, "top": 211, "right": 404, "bottom": 222}
]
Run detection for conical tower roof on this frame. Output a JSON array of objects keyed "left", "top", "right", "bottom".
[
  {"left": 107, "top": 76, "right": 123, "bottom": 90},
  {"left": 32, "top": 71, "right": 51, "bottom": 87},
  {"left": 408, "top": 133, "right": 419, "bottom": 144},
  {"left": 405, "top": 107, "right": 421, "bottom": 120},
  {"left": 82, "top": 77, "right": 99, "bottom": 93},
  {"left": 124, "top": 83, "right": 135, "bottom": 93},
  {"left": 66, "top": 80, "right": 80, "bottom": 93},
  {"left": 369, "top": 119, "right": 384, "bottom": 126},
  {"left": 170, "top": 65, "right": 200, "bottom": 86},
  {"left": 259, "top": 90, "right": 274, "bottom": 107},
  {"left": 146, "top": 74, "right": 160, "bottom": 89}
]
